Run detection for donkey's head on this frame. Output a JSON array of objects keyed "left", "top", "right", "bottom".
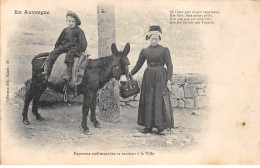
[{"left": 111, "top": 43, "right": 130, "bottom": 80}]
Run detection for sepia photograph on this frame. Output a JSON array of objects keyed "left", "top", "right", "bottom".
[{"left": 1, "top": 0, "right": 260, "bottom": 165}]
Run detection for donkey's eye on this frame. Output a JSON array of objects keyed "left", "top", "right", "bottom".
[{"left": 114, "top": 65, "right": 119, "bottom": 69}]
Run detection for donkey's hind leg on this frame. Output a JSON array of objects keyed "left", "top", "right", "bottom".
[
  {"left": 90, "top": 93, "right": 101, "bottom": 128},
  {"left": 32, "top": 84, "right": 47, "bottom": 121},
  {"left": 22, "top": 80, "right": 37, "bottom": 125},
  {"left": 82, "top": 90, "right": 93, "bottom": 134}
]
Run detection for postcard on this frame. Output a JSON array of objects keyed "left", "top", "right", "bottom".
[{"left": 1, "top": 0, "right": 259, "bottom": 165}]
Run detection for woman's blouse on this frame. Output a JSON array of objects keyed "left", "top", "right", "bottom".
[{"left": 131, "top": 45, "right": 173, "bottom": 80}]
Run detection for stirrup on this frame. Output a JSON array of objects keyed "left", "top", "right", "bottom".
[
  {"left": 62, "top": 75, "right": 72, "bottom": 81},
  {"left": 41, "top": 71, "right": 49, "bottom": 80},
  {"left": 41, "top": 71, "right": 48, "bottom": 75}
]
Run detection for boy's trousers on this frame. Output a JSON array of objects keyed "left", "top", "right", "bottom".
[{"left": 44, "top": 44, "right": 80, "bottom": 74}]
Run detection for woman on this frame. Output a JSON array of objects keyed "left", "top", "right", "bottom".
[{"left": 130, "top": 25, "right": 173, "bottom": 135}]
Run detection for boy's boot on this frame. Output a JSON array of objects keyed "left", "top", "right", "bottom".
[
  {"left": 41, "top": 59, "right": 53, "bottom": 80},
  {"left": 63, "top": 63, "right": 73, "bottom": 81}
]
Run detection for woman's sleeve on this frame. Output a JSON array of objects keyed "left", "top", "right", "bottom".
[
  {"left": 79, "top": 30, "right": 87, "bottom": 52},
  {"left": 130, "top": 49, "right": 145, "bottom": 76},
  {"left": 164, "top": 47, "right": 173, "bottom": 81}
]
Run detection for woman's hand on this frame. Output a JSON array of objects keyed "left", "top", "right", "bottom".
[
  {"left": 127, "top": 72, "right": 133, "bottom": 81},
  {"left": 167, "top": 80, "right": 172, "bottom": 88}
]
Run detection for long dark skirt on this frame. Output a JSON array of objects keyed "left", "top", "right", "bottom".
[{"left": 138, "top": 66, "right": 168, "bottom": 129}]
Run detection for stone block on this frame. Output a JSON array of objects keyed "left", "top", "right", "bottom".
[
  {"left": 184, "top": 99, "right": 195, "bottom": 109},
  {"left": 119, "top": 102, "right": 126, "bottom": 106},
  {"left": 120, "top": 96, "right": 134, "bottom": 102},
  {"left": 185, "top": 74, "right": 203, "bottom": 84},
  {"left": 126, "top": 101, "right": 139, "bottom": 108},
  {"left": 184, "top": 84, "right": 198, "bottom": 98},
  {"left": 169, "top": 86, "right": 174, "bottom": 93},
  {"left": 172, "top": 85, "right": 184, "bottom": 99},
  {"left": 196, "top": 83, "right": 207, "bottom": 89},
  {"left": 204, "top": 88, "right": 210, "bottom": 95},
  {"left": 134, "top": 94, "right": 140, "bottom": 101},
  {"left": 171, "top": 98, "right": 178, "bottom": 108},
  {"left": 195, "top": 96, "right": 208, "bottom": 108},
  {"left": 136, "top": 78, "right": 142, "bottom": 87},
  {"left": 98, "top": 79, "right": 120, "bottom": 123},
  {"left": 178, "top": 99, "right": 184, "bottom": 108},
  {"left": 198, "top": 89, "right": 205, "bottom": 96},
  {"left": 172, "top": 75, "right": 185, "bottom": 85}
]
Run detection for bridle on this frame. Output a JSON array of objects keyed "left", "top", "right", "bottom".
[
  {"left": 112, "top": 55, "right": 129, "bottom": 80},
  {"left": 112, "top": 56, "right": 121, "bottom": 79}
]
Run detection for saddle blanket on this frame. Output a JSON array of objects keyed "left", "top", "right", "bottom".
[{"left": 46, "top": 53, "right": 89, "bottom": 88}]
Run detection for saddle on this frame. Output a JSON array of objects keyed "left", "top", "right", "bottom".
[{"left": 38, "top": 52, "right": 89, "bottom": 89}]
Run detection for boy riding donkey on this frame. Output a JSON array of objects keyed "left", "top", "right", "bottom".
[{"left": 42, "top": 11, "right": 87, "bottom": 82}]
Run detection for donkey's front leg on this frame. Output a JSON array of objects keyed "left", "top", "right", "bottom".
[
  {"left": 81, "top": 90, "right": 93, "bottom": 134},
  {"left": 90, "top": 93, "right": 101, "bottom": 128}
]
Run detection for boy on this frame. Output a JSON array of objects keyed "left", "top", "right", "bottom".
[{"left": 42, "top": 11, "right": 87, "bottom": 81}]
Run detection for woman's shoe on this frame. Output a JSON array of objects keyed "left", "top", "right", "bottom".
[
  {"left": 157, "top": 129, "right": 165, "bottom": 135},
  {"left": 141, "top": 128, "right": 152, "bottom": 133}
]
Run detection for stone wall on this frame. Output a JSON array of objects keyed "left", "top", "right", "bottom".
[
  {"left": 120, "top": 74, "right": 209, "bottom": 109},
  {"left": 15, "top": 74, "right": 208, "bottom": 110}
]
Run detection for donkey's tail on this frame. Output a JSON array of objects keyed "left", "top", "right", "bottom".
[
  {"left": 31, "top": 52, "right": 50, "bottom": 72},
  {"left": 31, "top": 52, "right": 50, "bottom": 63},
  {"left": 15, "top": 78, "right": 32, "bottom": 100}
]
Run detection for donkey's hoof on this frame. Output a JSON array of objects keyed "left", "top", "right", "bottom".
[
  {"left": 23, "top": 119, "right": 30, "bottom": 125},
  {"left": 94, "top": 121, "right": 101, "bottom": 128},
  {"left": 36, "top": 115, "right": 44, "bottom": 121},
  {"left": 83, "top": 128, "right": 92, "bottom": 135}
]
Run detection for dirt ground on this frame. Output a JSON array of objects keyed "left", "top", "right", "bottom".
[{"left": 6, "top": 97, "right": 209, "bottom": 153}]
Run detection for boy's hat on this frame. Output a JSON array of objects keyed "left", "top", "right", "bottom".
[
  {"left": 66, "top": 11, "right": 81, "bottom": 26},
  {"left": 146, "top": 25, "right": 162, "bottom": 40}
]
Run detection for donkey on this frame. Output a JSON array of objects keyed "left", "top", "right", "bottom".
[{"left": 22, "top": 43, "right": 131, "bottom": 134}]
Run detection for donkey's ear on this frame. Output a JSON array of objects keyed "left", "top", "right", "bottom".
[
  {"left": 111, "top": 43, "right": 118, "bottom": 56},
  {"left": 123, "top": 43, "right": 130, "bottom": 56}
]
